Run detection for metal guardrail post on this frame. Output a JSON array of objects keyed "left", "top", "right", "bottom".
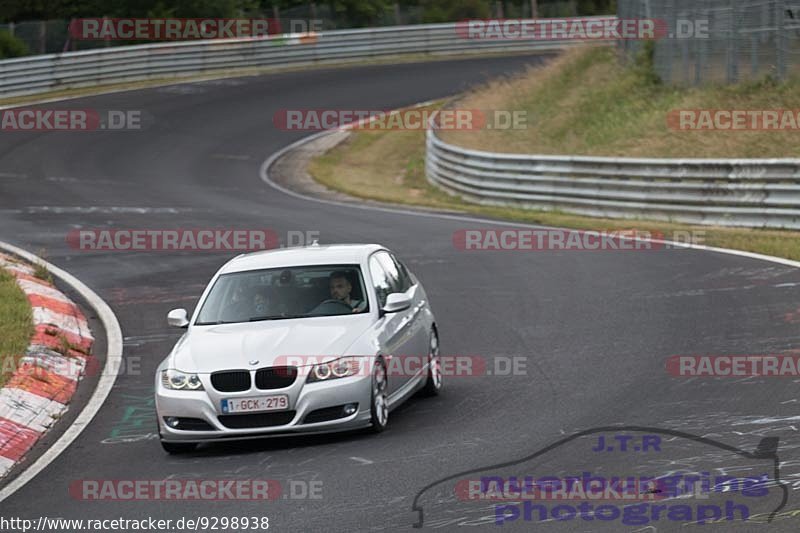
[
  {"left": 776, "top": 0, "right": 787, "bottom": 80},
  {"left": 693, "top": 1, "right": 702, "bottom": 85},
  {"left": 727, "top": 0, "right": 739, "bottom": 83},
  {"left": 38, "top": 20, "right": 46, "bottom": 55}
]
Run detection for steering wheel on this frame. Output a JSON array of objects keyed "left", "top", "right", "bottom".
[
  {"left": 317, "top": 299, "right": 353, "bottom": 310},
  {"left": 309, "top": 299, "right": 355, "bottom": 315}
]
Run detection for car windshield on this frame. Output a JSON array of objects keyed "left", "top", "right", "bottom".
[{"left": 195, "top": 264, "right": 369, "bottom": 325}]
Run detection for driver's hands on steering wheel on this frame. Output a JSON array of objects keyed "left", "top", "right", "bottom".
[
  {"left": 321, "top": 298, "right": 353, "bottom": 308},
  {"left": 310, "top": 298, "right": 355, "bottom": 315}
]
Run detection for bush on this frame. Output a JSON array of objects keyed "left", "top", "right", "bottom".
[
  {"left": 0, "top": 30, "right": 28, "bottom": 58},
  {"left": 632, "top": 40, "right": 661, "bottom": 85}
]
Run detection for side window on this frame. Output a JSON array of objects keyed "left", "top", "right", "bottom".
[
  {"left": 376, "top": 252, "right": 402, "bottom": 292},
  {"left": 392, "top": 256, "right": 414, "bottom": 292},
  {"left": 369, "top": 255, "right": 393, "bottom": 308}
]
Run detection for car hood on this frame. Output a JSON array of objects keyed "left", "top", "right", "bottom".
[{"left": 171, "top": 315, "right": 374, "bottom": 373}]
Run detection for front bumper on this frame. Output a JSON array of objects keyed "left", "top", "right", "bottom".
[{"left": 155, "top": 370, "right": 373, "bottom": 443}]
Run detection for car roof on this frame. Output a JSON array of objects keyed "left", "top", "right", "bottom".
[{"left": 218, "top": 243, "right": 386, "bottom": 274}]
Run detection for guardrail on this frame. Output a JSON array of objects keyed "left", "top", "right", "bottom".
[
  {"left": 426, "top": 124, "right": 800, "bottom": 229},
  {"left": 0, "top": 22, "right": 588, "bottom": 98}
]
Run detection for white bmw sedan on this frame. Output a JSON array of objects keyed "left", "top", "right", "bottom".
[{"left": 155, "top": 243, "right": 441, "bottom": 453}]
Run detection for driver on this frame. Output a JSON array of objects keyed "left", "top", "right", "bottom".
[{"left": 329, "top": 271, "right": 367, "bottom": 313}]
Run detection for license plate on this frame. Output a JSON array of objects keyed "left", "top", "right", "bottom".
[{"left": 221, "top": 395, "right": 289, "bottom": 413}]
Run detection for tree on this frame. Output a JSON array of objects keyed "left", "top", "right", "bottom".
[{"left": 0, "top": 30, "right": 29, "bottom": 57}]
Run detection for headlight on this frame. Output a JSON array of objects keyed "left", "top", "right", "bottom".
[
  {"left": 161, "top": 369, "right": 204, "bottom": 390},
  {"left": 307, "top": 357, "right": 360, "bottom": 383}
]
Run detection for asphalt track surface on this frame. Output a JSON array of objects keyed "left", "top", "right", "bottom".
[{"left": 1, "top": 55, "right": 800, "bottom": 532}]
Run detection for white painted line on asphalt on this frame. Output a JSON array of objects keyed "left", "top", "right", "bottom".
[
  {"left": 211, "top": 153, "right": 252, "bottom": 160},
  {"left": 746, "top": 416, "right": 800, "bottom": 425},
  {"left": 0, "top": 242, "right": 123, "bottom": 504},
  {"left": 350, "top": 456, "right": 374, "bottom": 465},
  {"left": 24, "top": 206, "right": 194, "bottom": 214},
  {"left": 259, "top": 127, "right": 800, "bottom": 272}
]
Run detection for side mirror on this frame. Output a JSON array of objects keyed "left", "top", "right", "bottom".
[
  {"left": 382, "top": 293, "right": 411, "bottom": 313},
  {"left": 167, "top": 308, "right": 189, "bottom": 328}
]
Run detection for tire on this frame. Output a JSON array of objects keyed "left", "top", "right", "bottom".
[
  {"left": 369, "top": 359, "right": 389, "bottom": 433},
  {"left": 421, "top": 329, "right": 443, "bottom": 397},
  {"left": 160, "top": 440, "right": 197, "bottom": 454}
]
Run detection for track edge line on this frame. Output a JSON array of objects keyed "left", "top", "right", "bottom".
[{"left": 0, "top": 241, "right": 123, "bottom": 503}]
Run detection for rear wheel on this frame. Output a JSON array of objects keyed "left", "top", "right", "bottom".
[
  {"left": 369, "top": 359, "right": 388, "bottom": 433},
  {"left": 421, "top": 330, "right": 442, "bottom": 396}
]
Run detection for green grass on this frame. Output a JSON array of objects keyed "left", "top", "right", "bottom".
[
  {"left": 31, "top": 249, "right": 53, "bottom": 284},
  {"left": 441, "top": 46, "right": 800, "bottom": 158},
  {"left": 33, "top": 261, "right": 53, "bottom": 284},
  {"left": 0, "top": 269, "right": 34, "bottom": 386},
  {"left": 309, "top": 103, "right": 800, "bottom": 262}
]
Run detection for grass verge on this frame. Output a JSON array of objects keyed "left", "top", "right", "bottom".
[
  {"left": 308, "top": 102, "right": 800, "bottom": 261},
  {"left": 0, "top": 268, "right": 34, "bottom": 386},
  {"left": 440, "top": 45, "right": 800, "bottom": 158}
]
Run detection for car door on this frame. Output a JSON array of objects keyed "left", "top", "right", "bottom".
[
  {"left": 383, "top": 252, "right": 430, "bottom": 377},
  {"left": 369, "top": 251, "right": 418, "bottom": 398}
]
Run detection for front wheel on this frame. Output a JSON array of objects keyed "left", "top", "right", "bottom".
[
  {"left": 369, "top": 359, "right": 389, "bottom": 433},
  {"left": 421, "top": 330, "right": 442, "bottom": 396}
]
